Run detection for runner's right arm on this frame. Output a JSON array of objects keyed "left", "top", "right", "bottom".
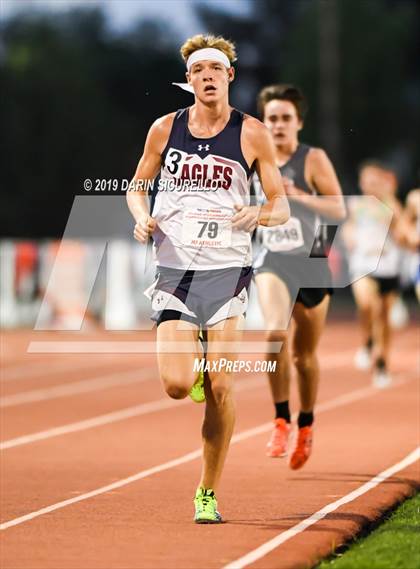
[{"left": 127, "top": 113, "right": 175, "bottom": 243}]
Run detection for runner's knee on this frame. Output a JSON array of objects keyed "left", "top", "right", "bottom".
[
  {"left": 164, "top": 383, "right": 189, "bottom": 399},
  {"left": 292, "top": 352, "right": 316, "bottom": 376},
  {"left": 208, "top": 373, "right": 232, "bottom": 406},
  {"left": 358, "top": 302, "right": 372, "bottom": 314},
  {"left": 161, "top": 371, "right": 194, "bottom": 399}
]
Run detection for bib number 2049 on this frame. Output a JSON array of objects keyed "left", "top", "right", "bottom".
[{"left": 260, "top": 217, "right": 304, "bottom": 252}]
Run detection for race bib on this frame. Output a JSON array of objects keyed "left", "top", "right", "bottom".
[
  {"left": 182, "top": 208, "right": 232, "bottom": 248},
  {"left": 260, "top": 216, "right": 304, "bottom": 252}
]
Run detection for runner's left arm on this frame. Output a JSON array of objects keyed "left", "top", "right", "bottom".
[
  {"left": 232, "top": 118, "right": 290, "bottom": 231},
  {"left": 286, "top": 148, "right": 346, "bottom": 220}
]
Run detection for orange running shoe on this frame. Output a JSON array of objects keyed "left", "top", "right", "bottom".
[
  {"left": 266, "top": 418, "right": 290, "bottom": 458},
  {"left": 289, "top": 426, "right": 313, "bottom": 470}
]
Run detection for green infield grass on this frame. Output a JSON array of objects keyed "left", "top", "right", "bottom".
[{"left": 317, "top": 492, "right": 420, "bottom": 569}]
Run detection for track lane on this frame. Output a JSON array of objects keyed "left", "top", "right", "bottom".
[
  {"left": 1, "top": 340, "right": 414, "bottom": 444},
  {"left": 0, "top": 323, "right": 418, "bottom": 568},
  {"left": 1, "top": 369, "right": 417, "bottom": 526},
  {"left": 1, "top": 375, "right": 418, "bottom": 569},
  {"left": 2, "top": 340, "right": 416, "bottom": 519}
]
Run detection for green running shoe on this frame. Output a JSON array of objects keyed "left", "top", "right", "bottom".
[
  {"left": 189, "top": 330, "right": 207, "bottom": 403},
  {"left": 194, "top": 487, "right": 222, "bottom": 524},
  {"left": 189, "top": 369, "right": 205, "bottom": 403}
]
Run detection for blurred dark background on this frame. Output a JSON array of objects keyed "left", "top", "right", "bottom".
[{"left": 1, "top": 0, "right": 419, "bottom": 238}]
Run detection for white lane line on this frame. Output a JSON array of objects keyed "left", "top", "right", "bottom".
[
  {"left": 0, "top": 353, "right": 354, "bottom": 450},
  {"left": 0, "top": 420, "right": 274, "bottom": 531},
  {"left": 0, "top": 357, "right": 138, "bottom": 383},
  {"left": 0, "top": 376, "right": 262, "bottom": 450},
  {"left": 0, "top": 448, "right": 201, "bottom": 531},
  {"left": 223, "top": 447, "right": 420, "bottom": 569},
  {"left": 0, "top": 398, "right": 186, "bottom": 450},
  {"left": 0, "top": 369, "right": 156, "bottom": 408},
  {"left": 1, "top": 350, "right": 353, "bottom": 408},
  {"left": 0, "top": 375, "right": 415, "bottom": 530},
  {"left": 1, "top": 362, "right": 412, "bottom": 452},
  {"left": 0, "top": 349, "right": 350, "bottom": 381}
]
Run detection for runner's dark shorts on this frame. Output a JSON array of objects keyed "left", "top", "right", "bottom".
[
  {"left": 147, "top": 265, "right": 253, "bottom": 327},
  {"left": 254, "top": 252, "right": 333, "bottom": 309},
  {"left": 370, "top": 275, "right": 400, "bottom": 295}
]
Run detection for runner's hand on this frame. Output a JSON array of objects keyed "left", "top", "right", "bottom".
[
  {"left": 231, "top": 205, "right": 260, "bottom": 232},
  {"left": 133, "top": 213, "right": 156, "bottom": 243}
]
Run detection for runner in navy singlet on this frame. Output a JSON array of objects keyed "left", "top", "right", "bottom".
[
  {"left": 127, "top": 36, "right": 290, "bottom": 523},
  {"left": 254, "top": 84, "right": 345, "bottom": 469}
]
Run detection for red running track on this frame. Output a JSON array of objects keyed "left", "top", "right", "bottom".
[{"left": 0, "top": 322, "right": 419, "bottom": 569}]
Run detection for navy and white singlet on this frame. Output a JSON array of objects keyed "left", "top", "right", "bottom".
[
  {"left": 151, "top": 107, "right": 254, "bottom": 270},
  {"left": 146, "top": 107, "right": 255, "bottom": 326}
]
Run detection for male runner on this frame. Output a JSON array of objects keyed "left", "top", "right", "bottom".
[
  {"left": 345, "top": 161, "right": 406, "bottom": 387},
  {"left": 253, "top": 84, "right": 345, "bottom": 469},
  {"left": 127, "top": 35, "right": 289, "bottom": 523}
]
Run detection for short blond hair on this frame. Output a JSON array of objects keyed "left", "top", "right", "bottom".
[{"left": 180, "top": 34, "right": 237, "bottom": 64}]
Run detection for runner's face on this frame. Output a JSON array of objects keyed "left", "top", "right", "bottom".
[
  {"left": 359, "top": 167, "right": 392, "bottom": 197},
  {"left": 263, "top": 99, "right": 302, "bottom": 147},
  {"left": 382, "top": 171, "right": 398, "bottom": 196},
  {"left": 187, "top": 60, "right": 233, "bottom": 102}
]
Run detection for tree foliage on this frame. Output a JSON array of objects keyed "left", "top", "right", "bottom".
[
  {"left": 197, "top": 0, "right": 419, "bottom": 192},
  {"left": 1, "top": 1, "right": 418, "bottom": 236}
]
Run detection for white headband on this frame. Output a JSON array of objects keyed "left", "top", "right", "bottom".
[
  {"left": 172, "top": 48, "right": 231, "bottom": 94},
  {"left": 186, "top": 48, "right": 231, "bottom": 71}
]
